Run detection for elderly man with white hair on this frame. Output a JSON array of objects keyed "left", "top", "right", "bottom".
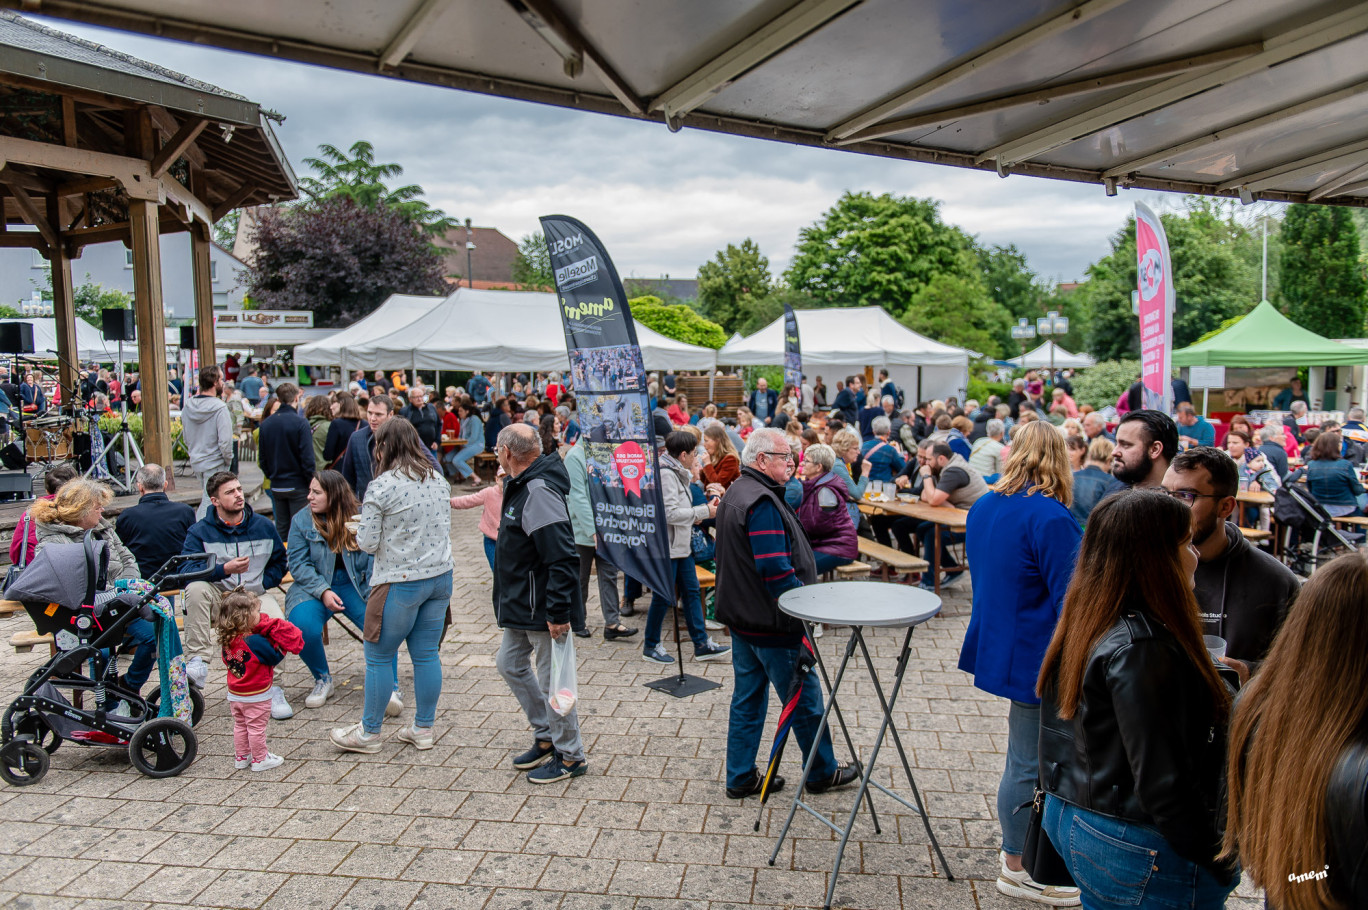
[
  {"left": 714, "top": 427, "right": 861, "bottom": 799},
  {"left": 1081, "top": 411, "right": 1113, "bottom": 443}
]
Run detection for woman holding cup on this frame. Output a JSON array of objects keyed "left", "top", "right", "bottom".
[{"left": 286, "top": 470, "right": 401, "bottom": 712}]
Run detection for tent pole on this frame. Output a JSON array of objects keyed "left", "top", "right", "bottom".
[{"left": 916, "top": 366, "right": 922, "bottom": 405}]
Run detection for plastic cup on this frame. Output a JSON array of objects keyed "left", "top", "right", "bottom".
[{"left": 1204, "top": 635, "right": 1227, "bottom": 660}]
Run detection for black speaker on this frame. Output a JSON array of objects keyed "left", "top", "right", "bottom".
[
  {"left": 102, "top": 308, "right": 135, "bottom": 342},
  {"left": 0, "top": 323, "right": 34, "bottom": 354},
  {"left": 0, "top": 441, "right": 26, "bottom": 470},
  {"left": 180, "top": 326, "right": 197, "bottom": 350}
]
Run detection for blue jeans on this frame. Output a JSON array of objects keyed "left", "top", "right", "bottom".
[
  {"left": 361, "top": 572, "right": 452, "bottom": 733},
  {"left": 725, "top": 634, "right": 838, "bottom": 789},
  {"left": 482, "top": 536, "right": 496, "bottom": 572},
  {"left": 813, "top": 551, "right": 853, "bottom": 575},
  {"left": 288, "top": 568, "right": 398, "bottom": 688},
  {"left": 623, "top": 573, "right": 643, "bottom": 605},
  {"left": 445, "top": 441, "right": 483, "bottom": 479},
  {"left": 1043, "top": 795, "right": 1238, "bottom": 909},
  {"left": 999, "top": 700, "right": 1039, "bottom": 856},
  {"left": 120, "top": 618, "right": 157, "bottom": 691},
  {"left": 644, "top": 555, "right": 709, "bottom": 652}
]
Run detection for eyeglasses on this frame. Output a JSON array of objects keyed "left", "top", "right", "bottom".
[
  {"left": 1161, "top": 488, "right": 1226, "bottom": 505},
  {"left": 761, "top": 450, "right": 795, "bottom": 462}
]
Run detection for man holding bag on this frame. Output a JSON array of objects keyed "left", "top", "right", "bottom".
[{"left": 492, "top": 423, "right": 588, "bottom": 784}]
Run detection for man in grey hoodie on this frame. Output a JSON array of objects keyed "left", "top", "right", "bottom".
[{"left": 181, "top": 366, "right": 234, "bottom": 520}]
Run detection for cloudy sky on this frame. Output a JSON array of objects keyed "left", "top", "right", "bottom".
[{"left": 38, "top": 15, "right": 1188, "bottom": 286}]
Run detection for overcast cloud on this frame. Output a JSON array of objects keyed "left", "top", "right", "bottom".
[{"left": 40, "top": 16, "right": 1188, "bottom": 285}]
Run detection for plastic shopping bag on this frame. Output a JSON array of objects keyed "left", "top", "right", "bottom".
[{"left": 548, "top": 633, "right": 578, "bottom": 716}]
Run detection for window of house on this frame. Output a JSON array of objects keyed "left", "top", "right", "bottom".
[
  {"left": 210, "top": 260, "right": 219, "bottom": 283},
  {"left": 124, "top": 248, "right": 134, "bottom": 269}
]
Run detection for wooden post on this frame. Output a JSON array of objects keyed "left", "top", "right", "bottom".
[
  {"left": 190, "top": 222, "right": 216, "bottom": 372},
  {"left": 49, "top": 241, "right": 80, "bottom": 402},
  {"left": 129, "top": 199, "right": 172, "bottom": 468}
]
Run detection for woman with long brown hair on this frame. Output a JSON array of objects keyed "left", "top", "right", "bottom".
[
  {"left": 286, "top": 470, "right": 399, "bottom": 712},
  {"left": 324, "top": 391, "right": 365, "bottom": 468},
  {"left": 1036, "top": 489, "right": 1238, "bottom": 909},
  {"left": 1223, "top": 550, "right": 1365, "bottom": 909},
  {"left": 700, "top": 422, "right": 740, "bottom": 491},
  {"left": 960, "top": 419, "right": 1082, "bottom": 904},
  {"left": 332, "top": 418, "right": 452, "bottom": 754}
]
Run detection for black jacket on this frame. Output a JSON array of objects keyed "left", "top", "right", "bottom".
[
  {"left": 1328, "top": 740, "right": 1368, "bottom": 907},
  {"left": 1040, "top": 611, "right": 1237, "bottom": 883},
  {"left": 1007, "top": 390, "right": 1027, "bottom": 419},
  {"left": 713, "top": 467, "right": 816, "bottom": 637},
  {"left": 258, "top": 404, "right": 316, "bottom": 491},
  {"left": 113, "top": 492, "right": 197, "bottom": 579},
  {"left": 1193, "top": 521, "right": 1299, "bottom": 672},
  {"left": 493, "top": 453, "right": 581, "bottom": 630},
  {"left": 401, "top": 403, "right": 442, "bottom": 448},
  {"left": 323, "top": 417, "right": 362, "bottom": 467},
  {"left": 833, "top": 387, "right": 859, "bottom": 424},
  {"left": 1282, "top": 413, "right": 1304, "bottom": 444}
]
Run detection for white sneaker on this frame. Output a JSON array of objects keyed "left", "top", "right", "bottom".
[
  {"left": 305, "top": 677, "right": 334, "bottom": 709},
  {"left": 704, "top": 618, "right": 724, "bottom": 631},
  {"left": 269, "top": 686, "right": 294, "bottom": 720},
  {"left": 234, "top": 756, "right": 251, "bottom": 770},
  {"left": 331, "top": 722, "right": 381, "bottom": 754},
  {"left": 395, "top": 725, "right": 435, "bottom": 750},
  {"left": 386, "top": 691, "right": 403, "bottom": 718},
  {"left": 185, "top": 656, "right": 208, "bottom": 689},
  {"left": 812, "top": 623, "right": 824, "bottom": 639},
  {"left": 250, "top": 752, "right": 285, "bottom": 772},
  {"left": 996, "top": 852, "right": 1081, "bottom": 906}
]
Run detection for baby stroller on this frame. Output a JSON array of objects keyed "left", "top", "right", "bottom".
[
  {"left": 1273, "top": 483, "right": 1363, "bottom": 576},
  {"left": 0, "top": 533, "right": 216, "bottom": 786}
]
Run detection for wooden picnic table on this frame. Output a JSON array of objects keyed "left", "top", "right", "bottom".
[
  {"left": 858, "top": 499, "right": 968, "bottom": 594},
  {"left": 1236, "top": 490, "right": 1275, "bottom": 506}
]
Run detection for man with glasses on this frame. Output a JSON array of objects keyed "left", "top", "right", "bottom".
[
  {"left": 1161, "top": 447, "right": 1299, "bottom": 683},
  {"left": 714, "top": 427, "right": 861, "bottom": 799}
]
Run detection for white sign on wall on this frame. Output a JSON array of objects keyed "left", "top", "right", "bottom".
[{"left": 1188, "top": 366, "right": 1226, "bottom": 389}]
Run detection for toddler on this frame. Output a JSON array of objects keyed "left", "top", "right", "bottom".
[
  {"left": 215, "top": 590, "right": 304, "bottom": 771},
  {"left": 450, "top": 468, "right": 505, "bottom": 571}
]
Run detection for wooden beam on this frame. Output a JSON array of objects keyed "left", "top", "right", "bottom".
[
  {"left": 190, "top": 222, "right": 217, "bottom": 371},
  {"left": 55, "top": 176, "right": 120, "bottom": 197},
  {"left": 66, "top": 216, "right": 189, "bottom": 248},
  {"left": 379, "top": 0, "right": 449, "bottom": 70},
  {"left": 129, "top": 199, "right": 172, "bottom": 469},
  {"left": 147, "top": 106, "right": 207, "bottom": 170},
  {"left": 49, "top": 240, "right": 79, "bottom": 400},
  {"left": 212, "top": 182, "right": 255, "bottom": 222},
  {"left": 150, "top": 117, "right": 208, "bottom": 178},
  {"left": 0, "top": 234, "right": 47, "bottom": 250},
  {"left": 61, "top": 98, "right": 78, "bottom": 148},
  {"left": 4, "top": 180, "right": 57, "bottom": 250},
  {"left": 0, "top": 135, "right": 163, "bottom": 202}
]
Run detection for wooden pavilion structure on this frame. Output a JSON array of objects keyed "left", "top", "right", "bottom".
[{"left": 0, "top": 12, "right": 296, "bottom": 465}]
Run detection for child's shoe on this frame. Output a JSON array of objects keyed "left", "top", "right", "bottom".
[{"left": 250, "top": 752, "right": 285, "bottom": 772}]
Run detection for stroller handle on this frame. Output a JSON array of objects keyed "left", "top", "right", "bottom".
[{"left": 151, "top": 553, "right": 219, "bottom": 591}]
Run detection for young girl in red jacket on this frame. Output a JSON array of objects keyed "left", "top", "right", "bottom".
[{"left": 215, "top": 590, "right": 304, "bottom": 772}]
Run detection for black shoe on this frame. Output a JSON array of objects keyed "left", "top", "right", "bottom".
[
  {"left": 604, "top": 625, "right": 639, "bottom": 640},
  {"left": 620, "top": 600, "right": 637, "bottom": 617},
  {"left": 573, "top": 628, "right": 592, "bottom": 639},
  {"left": 727, "top": 770, "right": 784, "bottom": 800},
  {"left": 805, "top": 760, "right": 862, "bottom": 794},
  {"left": 511, "top": 740, "right": 555, "bottom": 770}
]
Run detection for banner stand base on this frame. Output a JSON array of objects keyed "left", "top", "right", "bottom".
[{"left": 643, "top": 600, "right": 722, "bottom": 699}]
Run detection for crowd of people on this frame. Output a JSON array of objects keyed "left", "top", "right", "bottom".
[{"left": 17, "top": 357, "right": 1368, "bottom": 910}]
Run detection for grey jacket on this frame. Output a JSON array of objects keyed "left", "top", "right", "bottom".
[
  {"left": 181, "top": 394, "right": 233, "bottom": 472},
  {"left": 35, "top": 519, "right": 140, "bottom": 582},
  {"left": 659, "top": 453, "right": 709, "bottom": 559}
]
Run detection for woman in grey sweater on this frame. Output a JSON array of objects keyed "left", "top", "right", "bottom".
[{"left": 331, "top": 419, "right": 453, "bottom": 754}]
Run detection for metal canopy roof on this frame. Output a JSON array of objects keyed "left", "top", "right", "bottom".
[{"left": 11, "top": 0, "right": 1368, "bottom": 206}]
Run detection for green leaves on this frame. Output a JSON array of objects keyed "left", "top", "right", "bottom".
[
  {"left": 628, "top": 296, "right": 728, "bottom": 349},
  {"left": 511, "top": 232, "right": 554, "bottom": 290},
  {"left": 900, "top": 274, "right": 1010, "bottom": 359},
  {"left": 298, "top": 140, "right": 457, "bottom": 236},
  {"left": 697, "top": 239, "right": 773, "bottom": 334},
  {"left": 1280, "top": 204, "right": 1367, "bottom": 339}
]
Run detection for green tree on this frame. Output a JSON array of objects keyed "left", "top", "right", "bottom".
[
  {"left": 899, "top": 274, "right": 1011, "bottom": 359},
  {"left": 510, "top": 232, "right": 553, "bottom": 290},
  {"left": 696, "top": 239, "right": 772, "bottom": 333},
  {"left": 1280, "top": 204, "right": 1367, "bottom": 338},
  {"left": 213, "top": 210, "right": 240, "bottom": 249},
  {"left": 628, "top": 296, "right": 728, "bottom": 349},
  {"left": 31, "top": 273, "right": 130, "bottom": 326},
  {"left": 734, "top": 285, "right": 823, "bottom": 336},
  {"left": 786, "top": 191, "right": 978, "bottom": 316},
  {"left": 1072, "top": 359, "right": 1142, "bottom": 410},
  {"left": 300, "top": 141, "right": 457, "bottom": 236}
]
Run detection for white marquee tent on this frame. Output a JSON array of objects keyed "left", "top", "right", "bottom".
[
  {"left": 324, "top": 288, "right": 718, "bottom": 372},
  {"left": 0, "top": 317, "right": 118, "bottom": 363},
  {"left": 718, "top": 307, "right": 970, "bottom": 403},
  {"left": 1008, "top": 341, "right": 1096, "bottom": 370},
  {"left": 293, "top": 294, "right": 443, "bottom": 373}
]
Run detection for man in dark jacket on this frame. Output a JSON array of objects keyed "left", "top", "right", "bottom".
[
  {"left": 401, "top": 386, "right": 442, "bottom": 452},
  {"left": 114, "top": 463, "right": 196, "bottom": 579},
  {"left": 493, "top": 422, "right": 588, "bottom": 785},
  {"left": 257, "top": 382, "right": 315, "bottom": 539},
  {"left": 1163, "top": 447, "right": 1299, "bottom": 680},
  {"left": 832, "top": 375, "right": 862, "bottom": 424},
  {"left": 715, "top": 427, "right": 861, "bottom": 799},
  {"left": 747, "top": 377, "right": 779, "bottom": 426},
  {"left": 342, "top": 395, "right": 440, "bottom": 501}
]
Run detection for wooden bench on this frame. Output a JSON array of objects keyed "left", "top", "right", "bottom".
[
  {"left": 834, "top": 561, "right": 872, "bottom": 580},
  {"left": 856, "top": 538, "right": 930, "bottom": 582},
  {"left": 696, "top": 566, "right": 716, "bottom": 590},
  {"left": 1239, "top": 526, "right": 1273, "bottom": 543},
  {"left": 0, "top": 599, "right": 23, "bottom": 617},
  {"left": 473, "top": 451, "right": 499, "bottom": 481}
]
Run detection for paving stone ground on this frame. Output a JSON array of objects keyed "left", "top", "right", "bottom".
[{"left": 0, "top": 504, "right": 1264, "bottom": 909}]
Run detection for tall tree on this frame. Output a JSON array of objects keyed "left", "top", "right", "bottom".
[
  {"left": 629, "top": 296, "right": 728, "bottom": 349},
  {"left": 510, "top": 232, "right": 554, "bottom": 290},
  {"left": 300, "top": 141, "right": 457, "bottom": 236},
  {"left": 785, "top": 191, "right": 978, "bottom": 316},
  {"left": 244, "top": 197, "right": 447, "bottom": 328},
  {"left": 696, "top": 239, "right": 772, "bottom": 333},
  {"left": 1280, "top": 204, "right": 1367, "bottom": 338},
  {"left": 900, "top": 274, "right": 1011, "bottom": 359}
]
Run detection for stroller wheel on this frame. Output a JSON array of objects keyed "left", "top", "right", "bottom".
[
  {"left": 13, "top": 714, "right": 59, "bottom": 755},
  {"left": 0, "top": 739, "right": 50, "bottom": 786},
  {"left": 128, "top": 717, "right": 197, "bottom": 778},
  {"left": 145, "top": 684, "right": 205, "bottom": 727}
]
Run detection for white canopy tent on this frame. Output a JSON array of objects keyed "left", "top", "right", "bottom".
[
  {"left": 336, "top": 288, "right": 718, "bottom": 372},
  {"left": 718, "top": 307, "right": 970, "bottom": 403},
  {"left": 0, "top": 317, "right": 118, "bottom": 363},
  {"left": 292, "top": 294, "right": 443, "bottom": 373},
  {"left": 1008, "top": 341, "right": 1096, "bottom": 370}
]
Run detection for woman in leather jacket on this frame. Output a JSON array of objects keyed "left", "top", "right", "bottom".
[
  {"left": 1037, "top": 488, "right": 1238, "bottom": 908},
  {"left": 1224, "top": 550, "right": 1368, "bottom": 910}
]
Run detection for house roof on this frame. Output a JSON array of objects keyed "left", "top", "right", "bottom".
[{"left": 433, "top": 226, "right": 520, "bottom": 283}]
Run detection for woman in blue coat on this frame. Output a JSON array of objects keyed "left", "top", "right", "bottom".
[{"left": 961, "top": 420, "right": 1082, "bottom": 905}]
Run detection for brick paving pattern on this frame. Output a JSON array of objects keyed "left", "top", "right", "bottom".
[{"left": 0, "top": 505, "right": 1264, "bottom": 909}]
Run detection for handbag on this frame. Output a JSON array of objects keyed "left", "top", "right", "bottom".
[
  {"left": 1020, "top": 784, "right": 1074, "bottom": 887},
  {"left": 4, "top": 511, "right": 31, "bottom": 594}
]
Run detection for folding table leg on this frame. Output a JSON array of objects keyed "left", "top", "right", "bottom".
[{"left": 805, "top": 622, "right": 880, "bottom": 835}]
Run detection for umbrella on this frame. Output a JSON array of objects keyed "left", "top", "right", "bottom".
[{"left": 755, "top": 633, "right": 817, "bottom": 814}]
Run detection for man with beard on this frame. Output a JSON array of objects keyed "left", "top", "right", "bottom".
[
  {"left": 1109, "top": 409, "right": 1178, "bottom": 491},
  {"left": 914, "top": 441, "right": 990, "bottom": 590},
  {"left": 1161, "top": 447, "right": 1299, "bottom": 682}
]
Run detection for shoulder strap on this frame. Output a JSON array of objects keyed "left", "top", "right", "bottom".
[{"left": 15, "top": 511, "right": 30, "bottom": 568}]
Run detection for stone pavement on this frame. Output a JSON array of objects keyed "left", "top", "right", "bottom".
[{"left": 0, "top": 505, "right": 1264, "bottom": 910}]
